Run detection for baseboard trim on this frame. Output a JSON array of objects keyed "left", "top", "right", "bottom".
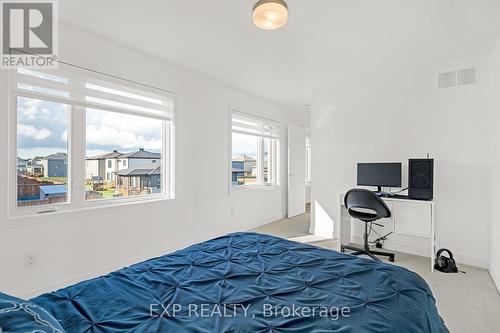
[
  {"left": 453, "top": 253, "right": 489, "bottom": 269},
  {"left": 243, "top": 214, "right": 284, "bottom": 231},
  {"left": 489, "top": 264, "right": 500, "bottom": 292},
  {"left": 310, "top": 227, "right": 335, "bottom": 239}
]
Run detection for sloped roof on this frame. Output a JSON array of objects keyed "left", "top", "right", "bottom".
[
  {"left": 121, "top": 149, "right": 161, "bottom": 159},
  {"left": 87, "top": 149, "right": 161, "bottom": 160},
  {"left": 42, "top": 153, "right": 67, "bottom": 160},
  {"left": 116, "top": 164, "right": 161, "bottom": 177},
  {"left": 232, "top": 154, "right": 256, "bottom": 162},
  {"left": 40, "top": 185, "right": 67, "bottom": 195},
  {"left": 87, "top": 151, "right": 123, "bottom": 160}
]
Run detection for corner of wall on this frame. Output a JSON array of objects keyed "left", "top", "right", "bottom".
[
  {"left": 490, "top": 262, "right": 500, "bottom": 293},
  {"left": 488, "top": 33, "right": 500, "bottom": 293}
]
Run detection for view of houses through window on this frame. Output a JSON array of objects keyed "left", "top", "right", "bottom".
[
  {"left": 232, "top": 132, "right": 259, "bottom": 186},
  {"left": 231, "top": 111, "right": 279, "bottom": 187},
  {"left": 16, "top": 97, "right": 69, "bottom": 207},
  {"left": 14, "top": 67, "right": 172, "bottom": 211},
  {"left": 85, "top": 109, "right": 163, "bottom": 200},
  {"left": 16, "top": 101, "right": 164, "bottom": 206}
]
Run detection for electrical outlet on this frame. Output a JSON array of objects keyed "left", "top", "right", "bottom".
[{"left": 24, "top": 253, "right": 37, "bottom": 268}]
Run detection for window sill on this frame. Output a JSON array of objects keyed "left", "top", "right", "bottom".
[
  {"left": 230, "top": 184, "right": 280, "bottom": 193},
  {"left": 6, "top": 194, "right": 174, "bottom": 223}
]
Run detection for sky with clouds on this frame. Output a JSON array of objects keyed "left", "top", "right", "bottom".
[
  {"left": 85, "top": 109, "right": 162, "bottom": 157},
  {"left": 17, "top": 97, "right": 68, "bottom": 159},
  {"left": 232, "top": 132, "right": 258, "bottom": 158},
  {"left": 18, "top": 97, "right": 256, "bottom": 160},
  {"left": 17, "top": 97, "right": 163, "bottom": 159}
]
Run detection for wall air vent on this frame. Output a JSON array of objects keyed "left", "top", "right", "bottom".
[
  {"left": 438, "top": 71, "right": 457, "bottom": 88},
  {"left": 457, "top": 68, "right": 476, "bottom": 86},
  {"left": 438, "top": 67, "right": 477, "bottom": 89}
]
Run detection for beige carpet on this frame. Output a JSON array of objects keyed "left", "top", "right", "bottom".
[{"left": 252, "top": 212, "right": 500, "bottom": 333}]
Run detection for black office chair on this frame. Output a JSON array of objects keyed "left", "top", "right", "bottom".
[{"left": 340, "top": 189, "right": 395, "bottom": 262}]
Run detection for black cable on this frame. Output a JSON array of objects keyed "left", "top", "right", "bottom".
[
  {"left": 392, "top": 187, "right": 408, "bottom": 194},
  {"left": 367, "top": 222, "right": 383, "bottom": 244}
]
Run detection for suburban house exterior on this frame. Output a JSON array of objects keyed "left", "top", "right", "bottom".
[
  {"left": 232, "top": 155, "right": 256, "bottom": 173},
  {"left": 86, "top": 148, "right": 161, "bottom": 183},
  {"left": 232, "top": 167, "right": 245, "bottom": 185},
  {"left": 85, "top": 150, "right": 123, "bottom": 181},
  {"left": 231, "top": 155, "right": 257, "bottom": 185},
  {"left": 116, "top": 164, "right": 161, "bottom": 196},
  {"left": 17, "top": 157, "right": 27, "bottom": 173},
  {"left": 40, "top": 153, "right": 68, "bottom": 177},
  {"left": 26, "top": 157, "right": 43, "bottom": 175}
]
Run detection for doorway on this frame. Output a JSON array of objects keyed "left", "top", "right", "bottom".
[{"left": 287, "top": 125, "right": 310, "bottom": 218}]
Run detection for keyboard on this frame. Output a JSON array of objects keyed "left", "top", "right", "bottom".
[{"left": 376, "top": 193, "right": 410, "bottom": 199}]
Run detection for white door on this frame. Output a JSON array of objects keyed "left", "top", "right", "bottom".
[{"left": 288, "top": 125, "right": 307, "bottom": 218}]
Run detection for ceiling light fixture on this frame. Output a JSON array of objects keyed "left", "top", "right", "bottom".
[{"left": 253, "top": 0, "right": 288, "bottom": 31}]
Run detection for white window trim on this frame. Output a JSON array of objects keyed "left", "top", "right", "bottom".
[
  {"left": 228, "top": 107, "right": 281, "bottom": 194},
  {"left": 306, "top": 135, "right": 311, "bottom": 184},
  {"left": 7, "top": 65, "right": 176, "bottom": 220}
]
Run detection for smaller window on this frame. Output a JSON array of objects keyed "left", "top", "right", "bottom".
[
  {"left": 108, "top": 160, "right": 112, "bottom": 168},
  {"left": 231, "top": 111, "right": 279, "bottom": 188},
  {"left": 122, "top": 160, "right": 127, "bottom": 167}
]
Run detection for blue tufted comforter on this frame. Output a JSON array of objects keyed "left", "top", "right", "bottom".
[{"left": 31, "top": 232, "right": 448, "bottom": 332}]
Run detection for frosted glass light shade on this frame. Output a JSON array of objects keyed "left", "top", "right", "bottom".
[{"left": 253, "top": 0, "right": 288, "bottom": 30}]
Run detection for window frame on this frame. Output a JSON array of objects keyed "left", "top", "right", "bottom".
[
  {"left": 7, "top": 66, "right": 176, "bottom": 219},
  {"left": 306, "top": 135, "right": 311, "bottom": 184},
  {"left": 229, "top": 107, "right": 280, "bottom": 192}
]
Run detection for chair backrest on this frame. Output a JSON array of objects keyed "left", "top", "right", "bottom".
[{"left": 344, "top": 188, "right": 391, "bottom": 222}]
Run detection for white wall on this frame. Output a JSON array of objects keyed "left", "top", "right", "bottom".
[
  {"left": 311, "top": 57, "right": 492, "bottom": 268},
  {"left": 490, "top": 36, "right": 500, "bottom": 290},
  {"left": 0, "top": 23, "right": 301, "bottom": 297}
]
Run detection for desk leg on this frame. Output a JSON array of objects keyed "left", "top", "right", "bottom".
[{"left": 431, "top": 204, "right": 435, "bottom": 273}]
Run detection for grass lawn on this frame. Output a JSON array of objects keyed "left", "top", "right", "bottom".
[
  {"left": 86, "top": 183, "right": 116, "bottom": 198},
  {"left": 38, "top": 177, "right": 67, "bottom": 184},
  {"left": 101, "top": 189, "right": 116, "bottom": 198}
]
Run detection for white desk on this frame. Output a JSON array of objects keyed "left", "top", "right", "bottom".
[{"left": 339, "top": 193, "right": 436, "bottom": 272}]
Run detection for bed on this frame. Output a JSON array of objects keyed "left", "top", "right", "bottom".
[{"left": 30, "top": 232, "right": 448, "bottom": 332}]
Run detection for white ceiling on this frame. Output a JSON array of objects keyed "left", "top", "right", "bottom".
[{"left": 59, "top": 0, "right": 500, "bottom": 109}]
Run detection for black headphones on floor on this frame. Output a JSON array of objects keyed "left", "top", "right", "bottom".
[{"left": 434, "top": 248, "right": 458, "bottom": 273}]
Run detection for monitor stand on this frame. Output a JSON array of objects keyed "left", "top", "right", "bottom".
[{"left": 374, "top": 186, "right": 394, "bottom": 198}]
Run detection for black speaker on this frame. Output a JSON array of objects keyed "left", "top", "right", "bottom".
[{"left": 408, "top": 159, "right": 434, "bottom": 200}]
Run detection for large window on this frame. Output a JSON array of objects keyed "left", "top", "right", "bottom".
[
  {"left": 10, "top": 65, "right": 175, "bottom": 217},
  {"left": 231, "top": 111, "right": 279, "bottom": 188}
]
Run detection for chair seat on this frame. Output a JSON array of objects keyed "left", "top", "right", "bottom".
[{"left": 348, "top": 208, "right": 378, "bottom": 221}]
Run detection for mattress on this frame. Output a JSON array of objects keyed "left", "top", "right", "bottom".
[{"left": 31, "top": 232, "right": 449, "bottom": 332}]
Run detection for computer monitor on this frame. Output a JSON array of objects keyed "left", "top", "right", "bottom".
[{"left": 357, "top": 162, "right": 402, "bottom": 192}]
